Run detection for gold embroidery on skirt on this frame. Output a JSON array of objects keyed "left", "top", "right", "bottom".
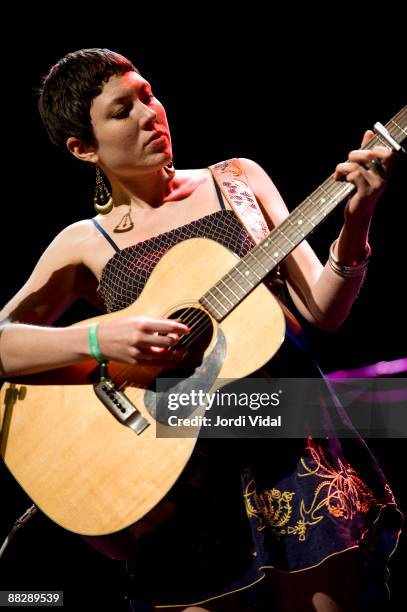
[
  {"left": 244, "top": 481, "right": 295, "bottom": 534},
  {"left": 243, "top": 437, "right": 379, "bottom": 542}
]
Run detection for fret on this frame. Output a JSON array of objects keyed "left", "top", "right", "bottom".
[
  {"left": 389, "top": 118, "right": 407, "bottom": 139},
  {"left": 277, "top": 220, "right": 302, "bottom": 250},
  {"left": 265, "top": 232, "right": 291, "bottom": 259},
  {"left": 375, "top": 132, "right": 392, "bottom": 148},
  {"left": 284, "top": 215, "right": 305, "bottom": 239},
  {"left": 390, "top": 109, "right": 406, "bottom": 127},
  {"left": 289, "top": 208, "right": 315, "bottom": 233},
  {"left": 257, "top": 242, "right": 279, "bottom": 266},
  {"left": 336, "top": 182, "right": 354, "bottom": 200},
  {"left": 318, "top": 185, "right": 338, "bottom": 206},
  {"left": 322, "top": 182, "right": 353, "bottom": 209},
  {"left": 218, "top": 277, "right": 240, "bottom": 301},
  {"left": 262, "top": 238, "right": 279, "bottom": 266},
  {"left": 299, "top": 202, "right": 317, "bottom": 226},
  {"left": 275, "top": 226, "right": 296, "bottom": 247},
  {"left": 273, "top": 248, "right": 285, "bottom": 259},
  {"left": 386, "top": 109, "right": 406, "bottom": 136},
  {"left": 283, "top": 189, "right": 334, "bottom": 243},
  {"left": 199, "top": 296, "right": 223, "bottom": 319},
  {"left": 369, "top": 135, "right": 382, "bottom": 148},
  {"left": 234, "top": 262, "right": 256, "bottom": 287},
  {"left": 307, "top": 191, "right": 329, "bottom": 217},
  {"left": 238, "top": 257, "right": 262, "bottom": 281},
  {"left": 283, "top": 220, "right": 301, "bottom": 246},
  {"left": 205, "top": 288, "right": 229, "bottom": 314},
  {"left": 247, "top": 250, "right": 270, "bottom": 275},
  {"left": 226, "top": 269, "right": 250, "bottom": 295},
  {"left": 213, "top": 283, "right": 235, "bottom": 307},
  {"left": 257, "top": 239, "right": 286, "bottom": 263},
  {"left": 210, "top": 286, "right": 232, "bottom": 310}
]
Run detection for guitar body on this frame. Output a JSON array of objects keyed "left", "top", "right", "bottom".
[{"left": 0, "top": 238, "right": 285, "bottom": 536}]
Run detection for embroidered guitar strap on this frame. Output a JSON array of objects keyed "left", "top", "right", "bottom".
[
  {"left": 209, "top": 158, "right": 270, "bottom": 244},
  {"left": 210, "top": 158, "right": 305, "bottom": 340}
]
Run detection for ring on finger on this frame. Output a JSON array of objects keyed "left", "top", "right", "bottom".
[{"left": 369, "top": 158, "right": 386, "bottom": 177}]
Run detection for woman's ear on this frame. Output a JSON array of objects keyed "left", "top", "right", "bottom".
[{"left": 66, "top": 136, "right": 98, "bottom": 163}]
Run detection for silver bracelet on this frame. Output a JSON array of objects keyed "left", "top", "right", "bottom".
[{"left": 328, "top": 239, "right": 371, "bottom": 278}]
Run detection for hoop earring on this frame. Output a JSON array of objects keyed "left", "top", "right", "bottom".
[
  {"left": 94, "top": 167, "right": 113, "bottom": 214},
  {"left": 164, "top": 160, "right": 175, "bottom": 178}
]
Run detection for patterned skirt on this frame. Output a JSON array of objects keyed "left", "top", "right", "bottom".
[{"left": 124, "top": 335, "right": 402, "bottom": 610}]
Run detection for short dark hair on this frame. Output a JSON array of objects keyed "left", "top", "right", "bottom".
[{"left": 38, "top": 48, "right": 137, "bottom": 148}]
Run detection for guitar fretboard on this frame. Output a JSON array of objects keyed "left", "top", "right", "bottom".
[{"left": 200, "top": 106, "right": 407, "bottom": 321}]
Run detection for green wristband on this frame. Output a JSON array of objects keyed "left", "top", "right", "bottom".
[{"left": 88, "top": 323, "right": 107, "bottom": 363}]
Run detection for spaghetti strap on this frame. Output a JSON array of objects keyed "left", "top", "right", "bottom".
[
  {"left": 91, "top": 218, "right": 121, "bottom": 254},
  {"left": 211, "top": 174, "right": 226, "bottom": 210}
]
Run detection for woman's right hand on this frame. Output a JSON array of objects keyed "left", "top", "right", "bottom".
[{"left": 95, "top": 317, "right": 190, "bottom": 367}]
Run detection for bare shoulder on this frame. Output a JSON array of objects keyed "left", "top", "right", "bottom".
[
  {"left": 0, "top": 219, "right": 100, "bottom": 324},
  {"left": 236, "top": 157, "right": 290, "bottom": 227},
  {"left": 237, "top": 157, "right": 265, "bottom": 174},
  {"left": 238, "top": 157, "right": 276, "bottom": 189},
  {"left": 47, "top": 219, "right": 96, "bottom": 261},
  {"left": 210, "top": 157, "right": 277, "bottom": 191}
]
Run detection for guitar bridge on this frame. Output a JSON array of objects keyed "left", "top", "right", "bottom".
[{"left": 94, "top": 378, "right": 150, "bottom": 435}]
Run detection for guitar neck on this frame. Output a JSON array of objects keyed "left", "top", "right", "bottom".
[{"left": 200, "top": 105, "right": 407, "bottom": 321}]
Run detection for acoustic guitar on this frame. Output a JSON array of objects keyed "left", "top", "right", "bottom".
[{"left": 1, "top": 107, "right": 405, "bottom": 536}]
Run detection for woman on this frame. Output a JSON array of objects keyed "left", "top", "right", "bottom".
[{"left": 0, "top": 49, "right": 401, "bottom": 611}]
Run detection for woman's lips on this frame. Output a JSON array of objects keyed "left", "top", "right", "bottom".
[{"left": 146, "top": 131, "right": 167, "bottom": 146}]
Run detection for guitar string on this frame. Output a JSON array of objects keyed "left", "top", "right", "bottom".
[{"left": 115, "top": 309, "right": 213, "bottom": 392}]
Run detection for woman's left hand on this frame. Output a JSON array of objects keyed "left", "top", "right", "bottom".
[{"left": 333, "top": 130, "right": 394, "bottom": 221}]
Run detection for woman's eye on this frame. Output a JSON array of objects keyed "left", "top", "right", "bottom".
[
  {"left": 142, "top": 91, "right": 155, "bottom": 103},
  {"left": 114, "top": 107, "right": 131, "bottom": 119}
]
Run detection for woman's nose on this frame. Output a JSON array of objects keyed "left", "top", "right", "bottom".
[{"left": 140, "top": 104, "right": 157, "bottom": 128}]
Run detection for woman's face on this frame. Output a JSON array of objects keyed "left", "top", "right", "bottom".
[{"left": 89, "top": 70, "right": 172, "bottom": 177}]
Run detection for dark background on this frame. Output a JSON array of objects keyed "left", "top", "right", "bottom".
[{"left": 0, "top": 11, "right": 406, "bottom": 611}]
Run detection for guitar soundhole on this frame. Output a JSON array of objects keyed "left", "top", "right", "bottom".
[{"left": 168, "top": 307, "right": 214, "bottom": 373}]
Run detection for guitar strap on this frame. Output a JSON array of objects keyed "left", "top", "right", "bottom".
[
  {"left": 209, "top": 158, "right": 306, "bottom": 342},
  {"left": 209, "top": 158, "right": 270, "bottom": 244}
]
